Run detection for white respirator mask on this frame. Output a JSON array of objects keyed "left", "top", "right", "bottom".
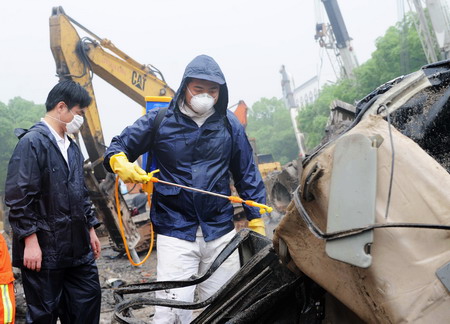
[
  {"left": 65, "top": 109, "right": 84, "bottom": 134},
  {"left": 187, "top": 87, "right": 216, "bottom": 115}
]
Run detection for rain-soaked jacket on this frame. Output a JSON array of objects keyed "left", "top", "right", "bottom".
[
  {"left": 5, "top": 122, "right": 100, "bottom": 269},
  {"left": 104, "top": 55, "right": 266, "bottom": 242}
]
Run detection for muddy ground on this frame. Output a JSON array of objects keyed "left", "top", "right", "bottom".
[
  {"left": 11, "top": 233, "right": 159, "bottom": 324},
  {"left": 10, "top": 212, "right": 279, "bottom": 323},
  {"left": 97, "top": 235, "right": 159, "bottom": 323}
]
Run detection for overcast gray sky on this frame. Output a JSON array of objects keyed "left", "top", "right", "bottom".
[{"left": 1, "top": 0, "right": 401, "bottom": 144}]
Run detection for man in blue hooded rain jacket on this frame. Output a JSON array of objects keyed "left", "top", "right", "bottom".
[{"left": 104, "top": 55, "right": 266, "bottom": 323}]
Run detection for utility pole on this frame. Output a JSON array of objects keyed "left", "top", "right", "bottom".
[{"left": 280, "top": 65, "right": 307, "bottom": 159}]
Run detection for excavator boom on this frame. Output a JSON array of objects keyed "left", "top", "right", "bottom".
[{"left": 49, "top": 6, "right": 174, "bottom": 252}]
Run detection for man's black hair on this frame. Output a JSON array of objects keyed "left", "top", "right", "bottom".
[{"left": 45, "top": 80, "right": 92, "bottom": 112}]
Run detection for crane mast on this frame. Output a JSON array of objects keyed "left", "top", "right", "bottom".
[
  {"left": 402, "top": 0, "right": 450, "bottom": 63},
  {"left": 424, "top": 0, "right": 450, "bottom": 60},
  {"left": 407, "top": 0, "right": 440, "bottom": 63},
  {"left": 315, "top": 0, "right": 359, "bottom": 79}
]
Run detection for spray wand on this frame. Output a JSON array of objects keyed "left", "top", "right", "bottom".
[{"left": 143, "top": 169, "right": 273, "bottom": 214}]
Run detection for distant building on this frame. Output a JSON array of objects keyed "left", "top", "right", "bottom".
[{"left": 292, "top": 75, "right": 320, "bottom": 109}]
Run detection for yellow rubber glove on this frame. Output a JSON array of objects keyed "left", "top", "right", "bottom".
[
  {"left": 109, "top": 152, "right": 150, "bottom": 183},
  {"left": 142, "top": 170, "right": 160, "bottom": 195},
  {"left": 248, "top": 218, "right": 266, "bottom": 236}
]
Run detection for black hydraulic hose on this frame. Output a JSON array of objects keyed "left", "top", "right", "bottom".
[
  {"left": 292, "top": 187, "right": 450, "bottom": 241},
  {"left": 76, "top": 38, "right": 95, "bottom": 79},
  {"left": 57, "top": 37, "right": 94, "bottom": 81},
  {"left": 113, "top": 229, "right": 257, "bottom": 297},
  {"left": 147, "top": 64, "right": 166, "bottom": 84},
  {"left": 66, "top": 13, "right": 103, "bottom": 42},
  {"left": 114, "top": 266, "right": 274, "bottom": 324},
  {"left": 113, "top": 233, "right": 275, "bottom": 323},
  {"left": 348, "top": 94, "right": 382, "bottom": 130}
]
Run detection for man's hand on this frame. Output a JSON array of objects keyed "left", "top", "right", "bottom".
[
  {"left": 24, "top": 233, "right": 42, "bottom": 271},
  {"left": 90, "top": 227, "right": 101, "bottom": 259},
  {"left": 109, "top": 152, "right": 150, "bottom": 183}
]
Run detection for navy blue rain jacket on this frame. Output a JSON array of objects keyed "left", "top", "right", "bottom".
[
  {"left": 104, "top": 55, "right": 266, "bottom": 242},
  {"left": 5, "top": 122, "right": 100, "bottom": 269}
]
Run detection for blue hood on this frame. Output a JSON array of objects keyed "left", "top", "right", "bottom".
[{"left": 171, "top": 55, "right": 229, "bottom": 115}]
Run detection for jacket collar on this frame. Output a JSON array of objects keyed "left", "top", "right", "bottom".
[{"left": 15, "top": 122, "right": 75, "bottom": 150}]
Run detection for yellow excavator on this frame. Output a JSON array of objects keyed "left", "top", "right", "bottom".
[{"left": 49, "top": 6, "right": 174, "bottom": 256}]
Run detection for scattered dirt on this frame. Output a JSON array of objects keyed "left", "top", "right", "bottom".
[
  {"left": 97, "top": 235, "right": 158, "bottom": 323},
  {"left": 11, "top": 233, "right": 158, "bottom": 324},
  {"left": 10, "top": 214, "right": 276, "bottom": 323}
]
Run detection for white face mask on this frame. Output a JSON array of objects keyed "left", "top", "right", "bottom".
[
  {"left": 65, "top": 109, "right": 84, "bottom": 134},
  {"left": 187, "top": 87, "right": 216, "bottom": 115},
  {"left": 45, "top": 106, "right": 84, "bottom": 134}
]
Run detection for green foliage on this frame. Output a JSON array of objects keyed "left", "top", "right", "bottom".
[
  {"left": 0, "top": 97, "right": 45, "bottom": 194},
  {"left": 246, "top": 97, "right": 298, "bottom": 165},
  {"left": 298, "top": 13, "right": 428, "bottom": 150}
]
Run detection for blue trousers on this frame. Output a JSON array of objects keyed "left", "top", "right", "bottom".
[{"left": 21, "top": 260, "right": 101, "bottom": 324}]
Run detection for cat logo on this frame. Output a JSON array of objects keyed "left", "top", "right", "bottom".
[{"left": 132, "top": 71, "right": 146, "bottom": 90}]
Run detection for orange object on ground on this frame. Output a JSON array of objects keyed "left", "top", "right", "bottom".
[{"left": 0, "top": 233, "right": 15, "bottom": 323}]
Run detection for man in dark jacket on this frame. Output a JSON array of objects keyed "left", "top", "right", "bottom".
[
  {"left": 5, "top": 80, "right": 102, "bottom": 323},
  {"left": 104, "top": 55, "right": 266, "bottom": 323}
]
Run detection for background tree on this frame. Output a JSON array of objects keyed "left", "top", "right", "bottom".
[
  {"left": 298, "top": 13, "right": 428, "bottom": 150},
  {"left": 246, "top": 97, "right": 298, "bottom": 165},
  {"left": 0, "top": 97, "right": 45, "bottom": 195}
]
